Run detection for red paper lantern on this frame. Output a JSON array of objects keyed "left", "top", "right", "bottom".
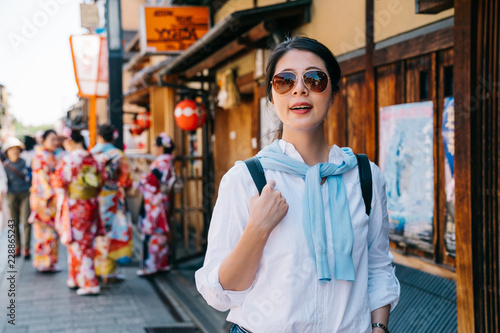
[
  {"left": 174, "top": 99, "right": 206, "bottom": 131},
  {"left": 136, "top": 111, "right": 151, "bottom": 129},
  {"left": 129, "top": 118, "right": 145, "bottom": 136}
]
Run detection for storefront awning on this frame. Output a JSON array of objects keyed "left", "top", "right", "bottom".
[
  {"left": 158, "top": 0, "right": 312, "bottom": 78},
  {"left": 125, "top": 0, "right": 311, "bottom": 93}
]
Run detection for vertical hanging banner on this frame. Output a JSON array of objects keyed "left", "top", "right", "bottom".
[
  {"left": 139, "top": 6, "right": 209, "bottom": 54},
  {"left": 70, "top": 35, "right": 109, "bottom": 98},
  {"left": 70, "top": 34, "right": 108, "bottom": 148},
  {"left": 442, "top": 97, "right": 455, "bottom": 257},
  {"left": 379, "top": 101, "right": 434, "bottom": 252}
]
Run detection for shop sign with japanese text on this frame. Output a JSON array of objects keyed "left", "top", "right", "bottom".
[{"left": 140, "top": 6, "right": 209, "bottom": 54}]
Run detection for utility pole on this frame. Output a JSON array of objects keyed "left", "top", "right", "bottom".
[{"left": 105, "top": 0, "right": 123, "bottom": 149}]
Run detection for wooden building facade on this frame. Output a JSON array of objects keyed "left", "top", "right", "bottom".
[
  {"left": 454, "top": 0, "right": 499, "bottom": 331},
  {"left": 123, "top": 0, "right": 457, "bottom": 273},
  {"left": 120, "top": 1, "right": 499, "bottom": 331}
]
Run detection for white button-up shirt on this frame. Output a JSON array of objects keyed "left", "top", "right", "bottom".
[{"left": 195, "top": 140, "right": 400, "bottom": 333}]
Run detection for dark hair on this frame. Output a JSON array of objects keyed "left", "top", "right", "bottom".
[
  {"left": 97, "top": 124, "right": 115, "bottom": 143},
  {"left": 24, "top": 136, "right": 36, "bottom": 151},
  {"left": 70, "top": 129, "right": 87, "bottom": 149},
  {"left": 155, "top": 136, "right": 175, "bottom": 155},
  {"left": 265, "top": 36, "right": 341, "bottom": 102},
  {"left": 42, "top": 130, "right": 57, "bottom": 142}
]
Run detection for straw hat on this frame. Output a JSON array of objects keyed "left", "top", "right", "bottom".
[{"left": 2, "top": 137, "right": 25, "bottom": 153}]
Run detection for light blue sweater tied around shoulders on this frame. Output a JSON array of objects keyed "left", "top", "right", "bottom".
[{"left": 256, "top": 139, "right": 358, "bottom": 283}]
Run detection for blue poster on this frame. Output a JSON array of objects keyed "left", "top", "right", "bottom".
[
  {"left": 379, "top": 101, "right": 434, "bottom": 252},
  {"left": 442, "top": 97, "right": 455, "bottom": 257}
]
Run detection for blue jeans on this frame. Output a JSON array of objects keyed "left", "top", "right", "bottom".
[{"left": 230, "top": 324, "right": 252, "bottom": 333}]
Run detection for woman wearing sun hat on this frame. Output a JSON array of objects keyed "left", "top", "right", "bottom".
[{"left": 2, "top": 136, "right": 32, "bottom": 259}]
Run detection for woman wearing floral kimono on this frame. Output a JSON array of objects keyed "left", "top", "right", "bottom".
[
  {"left": 91, "top": 124, "right": 133, "bottom": 282},
  {"left": 29, "top": 130, "right": 60, "bottom": 272},
  {"left": 137, "top": 132, "right": 175, "bottom": 276},
  {"left": 51, "top": 128, "right": 104, "bottom": 295}
]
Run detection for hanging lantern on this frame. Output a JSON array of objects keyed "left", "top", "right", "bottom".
[
  {"left": 129, "top": 117, "right": 144, "bottom": 136},
  {"left": 174, "top": 99, "right": 206, "bottom": 131},
  {"left": 136, "top": 111, "right": 151, "bottom": 129}
]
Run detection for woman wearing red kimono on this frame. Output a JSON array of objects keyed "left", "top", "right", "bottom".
[
  {"left": 51, "top": 128, "right": 104, "bottom": 296},
  {"left": 91, "top": 124, "right": 134, "bottom": 282},
  {"left": 137, "top": 132, "right": 175, "bottom": 276},
  {"left": 29, "top": 130, "right": 60, "bottom": 272}
]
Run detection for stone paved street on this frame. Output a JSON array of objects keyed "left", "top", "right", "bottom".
[{"left": 0, "top": 229, "right": 193, "bottom": 333}]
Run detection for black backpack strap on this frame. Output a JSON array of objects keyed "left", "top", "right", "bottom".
[
  {"left": 356, "top": 154, "right": 372, "bottom": 216},
  {"left": 244, "top": 157, "right": 267, "bottom": 195}
]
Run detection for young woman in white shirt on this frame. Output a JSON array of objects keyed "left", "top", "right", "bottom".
[{"left": 195, "top": 36, "right": 400, "bottom": 333}]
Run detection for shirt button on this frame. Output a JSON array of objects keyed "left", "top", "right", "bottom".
[{"left": 318, "top": 308, "right": 324, "bottom": 314}]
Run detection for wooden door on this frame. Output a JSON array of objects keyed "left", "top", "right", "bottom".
[
  {"left": 342, "top": 49, "right": 456, "bottom": 267},
  {"left": 346, "top": 72, "right": 367, "bottom": 155},
  {"left": 213, "top": 95, "right": 254, "bottom": 197}
]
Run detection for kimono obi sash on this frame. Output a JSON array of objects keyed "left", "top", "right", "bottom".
[
  {"left": 68, "top": 164, "right": 102, "bottom": 200},
  {"left": 68, "top": 183, "right": 99, "bottom": 200}
]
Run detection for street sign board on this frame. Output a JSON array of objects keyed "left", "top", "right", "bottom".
[
  {"left": 139, "top": 6, "right": 210, "bottom": 54},
  {"left": 80, "top": 3, "right": 100, "bottom": 30}
]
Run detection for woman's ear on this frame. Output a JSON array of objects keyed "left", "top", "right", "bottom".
[{"left": 329, "top": 94, "right": 335, "bottom": 108}]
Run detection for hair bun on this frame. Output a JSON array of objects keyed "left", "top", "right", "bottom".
[
  {"left": 158, "top": 132, "right": 172, "bottom": 148},
  {"left": 98, "top": 124, "right": 116, "bottom": 142}
]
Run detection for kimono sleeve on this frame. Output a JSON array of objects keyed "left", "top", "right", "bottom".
[
  {"left": 0, "top": 163, "right": 7, "bottom": 195},
  {"left": 0, "top": 164, "right": 9, "bottom": 231},
  {"left": 195, "top": 162, "right": 256, "bottom": 312},
  {"left": 50, "top": 157, "right": 70, "bottom": 190},
  {"left": 33, "top": 154, "right": 56, "bottom": 200},
  {"left": 117, "top": 154, "right": 133, "bottom": 189}
]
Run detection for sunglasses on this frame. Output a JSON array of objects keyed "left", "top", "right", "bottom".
[{"left": 271, "top": 70, "right": 330, "bottom": 95}]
